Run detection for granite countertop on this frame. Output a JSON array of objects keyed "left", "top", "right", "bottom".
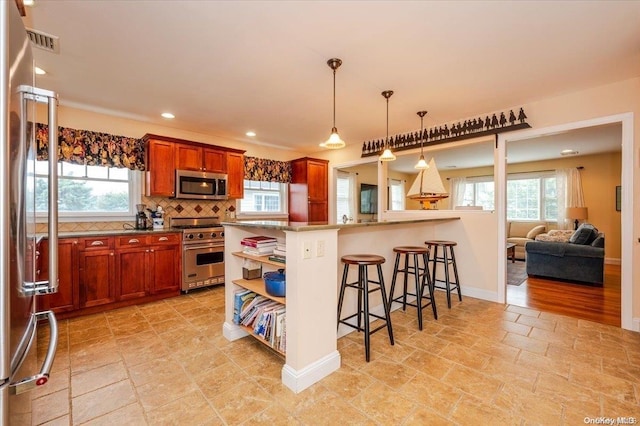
[{"left": 221, "top": 216, "right": 461, "bottom": 232}]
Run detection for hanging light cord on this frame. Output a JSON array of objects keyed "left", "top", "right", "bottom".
[
  {"left": 332, "top": 67, "right": 337, "bottom": 130},
  {"left": 385, "top": 96, "right": 389, "bottom": 148}
]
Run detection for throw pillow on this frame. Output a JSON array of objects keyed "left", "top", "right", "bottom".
[
  {"left": 591, "top": 234, "right": 605, "bottom": 248},
  {"left": 569, "top": 223, "right": 598, "bottom": 245},
  {"left": 526, "top": 225, "right": 546, "bottom": 240}
]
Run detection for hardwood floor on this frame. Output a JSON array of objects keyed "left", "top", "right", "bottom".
[{"left": 506, "top": 262, "right": 621, "bottom": 327}]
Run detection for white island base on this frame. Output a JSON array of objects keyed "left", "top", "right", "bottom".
[{"left": 222, "top": 217, "right": 459, "bottom": 393}]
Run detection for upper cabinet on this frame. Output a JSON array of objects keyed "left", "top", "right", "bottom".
[
  {"left": 289, "top": 157, "right": 329, "bottom": 222},
  {"left": 175, "top": 143, "right": 226, "bottom": 173},
  {"left": 145, "top": 137, "right": 176, "bottom": 197},
  {"left": 143, "top": 134, "right": 245, "bottom": 198}
]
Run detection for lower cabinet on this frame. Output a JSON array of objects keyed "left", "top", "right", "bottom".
[
  {"left": 78, "top": 245, "right": 117, "bottom": 308},
  {"left": 38, "top": 238, "right": 79, "bottom": 313},
  {"left": 39, "top": 233, "right": 181, "bottom": 317}
]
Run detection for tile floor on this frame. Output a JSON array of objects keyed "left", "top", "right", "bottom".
[{"left": 31, "top": 287, "right": 640, "bottom": 425}]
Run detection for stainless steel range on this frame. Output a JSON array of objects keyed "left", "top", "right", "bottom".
[{"left": 170, "top": 217, "right": 225, "bottom": 292}]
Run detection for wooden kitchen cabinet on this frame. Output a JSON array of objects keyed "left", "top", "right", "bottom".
[
  {"left": 289, "top": 157, "right": 329, "bottom": 222},
  {"left": 38, "top": 238, "right": 79, "bottom": 314},
  {"left": 226, "top": 152, "right": 244, "bottom": 199},
  {"left": 78, "top": 237, "right": 116, "bottom": 308},
  {"left": 148, "top": 243, "right": 181, "bottom": 294},
  {"left": 145, "top": 137, "right": 176, "bottom": 197},
  {"left": 115, "top": 235, "right": 149, "bottom": 300},
  {"left": 176, "top": 143, "right": 226, "bottom": 173}
]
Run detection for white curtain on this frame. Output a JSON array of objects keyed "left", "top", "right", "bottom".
[
  {"left": 556, "top": 168, "right": 585, "bottom": 229},
  {"left": 449, "top": 177, "right": 467, "bottom": 209}
]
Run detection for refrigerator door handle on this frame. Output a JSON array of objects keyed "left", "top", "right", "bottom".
[
  {"left": 9, "top": 311, "right": 58, "bottom": 395},
  {"left": 19, "top": 85, "right": 59, "bottom": 295}
]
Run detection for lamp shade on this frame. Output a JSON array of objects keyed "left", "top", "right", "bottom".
[{"left": 566, "top": 207, "right": 588, "bottom": 220}]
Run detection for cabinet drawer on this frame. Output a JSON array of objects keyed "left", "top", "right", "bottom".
[
  {"left": 80, "top": 237, "right": 114, "bottom": 251},
  {"left": 116, "top": 235, "right": 150, "bottom": 247},
  {"left": 149, "top": 233, "right": 180, "bottom": 245}
]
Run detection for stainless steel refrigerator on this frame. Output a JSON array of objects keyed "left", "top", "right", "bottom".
[{"left": 1, "top": 1, "right": 60, "bottom": 424}]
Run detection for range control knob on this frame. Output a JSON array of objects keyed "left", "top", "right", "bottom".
[
  {"left": 210, "top": 232, "right": 217, "bottom": 238},
  {"left": 197, "top": 233, "right": 204, "bottom": 239},
  {"left": 220, "top": 231, "right": 224, "bottom": 237},
  {"left": 187, "top": 234, "right": 194, "bottom": 240}
]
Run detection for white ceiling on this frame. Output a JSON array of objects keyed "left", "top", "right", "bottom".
[{"left": 22, "top": 1, "right": 640, "bottom": 159}]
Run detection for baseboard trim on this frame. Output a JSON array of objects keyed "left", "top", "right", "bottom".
[
  {"left": 605, "top": 257, "right": 621, "bottom": 265},
  {"left": 282, "top": 351, "right": 341, "bottom": 393},
  {"left": 222, "top": 321, "right": 248, "bottom": 341}
]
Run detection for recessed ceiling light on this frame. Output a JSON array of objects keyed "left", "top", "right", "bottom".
[
  {"left": 23, "top": 0, "right": 35, "bottom": 6},
  {"left": 561, "top": 149, "right": 579, "bottom": 156},
  {"left": 246, "top": 131, "right": 256, "bottom": 137},
  {"left": 161, "top": 112, "right": 175, "bottom": 119},
  {"left": 34, "top": 66, "right": 46, "bottom": 75}
]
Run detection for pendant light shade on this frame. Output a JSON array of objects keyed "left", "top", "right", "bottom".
[
  {"left": 414, "top": 110, "right": 429, "bottom": 170},
  {"left": 320, "top": 58, "right": 346, "bottom": 149},
  {"left": 379, "top": 90, "right": 396, "bottom": 162}
]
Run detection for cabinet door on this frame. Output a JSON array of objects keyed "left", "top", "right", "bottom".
[
  {"left": 307, "top": 160, "right": 328, "bottom": 202},
  {"left": 146, "top": 139, "right": 175, "bottom": 197},
  {"left": 203, "top": 148, "right": 226, "bottom": 173},
  {"left": 38, "top": 238, "right": 79, "bottom": 313},
  {"left": 226, "top": 152, "right": 244, "bottom": 199},
  {"left": 78, "top": 249, "right": 116, "bottom": 308},
  {"left": 115, "top": 248, "right": 149, "bottom": 300},
  {"left": 175, "top": 143, "right": 203, "bottom": 171},
  {"left": 149, "top": 244, "right": 180, "bottom": 294},
  {"left": 308, "top": 201, "right": 328, "bottom": 222}
]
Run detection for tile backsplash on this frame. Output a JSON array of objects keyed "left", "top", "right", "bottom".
[{"left": 36, "top": 198, "right": 237, "bottom": 233}]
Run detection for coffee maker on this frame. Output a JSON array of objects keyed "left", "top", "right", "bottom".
[{"left": 135, "top": 204, "right": 148, "bottom": 230}]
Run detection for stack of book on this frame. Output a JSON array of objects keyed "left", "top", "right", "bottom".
[
  {"left": 241, "top": 235, "right": 277, "bottom": 256},
  {"left": 236, "top": 292, "right": 286, "bottom": 352},
  {"left": 269, "top": 239, "right": 286, "bottom": 264}
]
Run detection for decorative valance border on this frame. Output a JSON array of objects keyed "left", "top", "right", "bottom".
[
  {"left": 36, "top": 123, "right": 145, "bottom": 171},
  {"left": 244, "top": 156, "right": 292, "bottom": 183}
]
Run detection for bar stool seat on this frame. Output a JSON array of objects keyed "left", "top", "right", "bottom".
[
  {"left": 337, "top": 254, "right": 394, "bottom": 362},
  {"left": 424, "top": 240, "right": 462, "bottom": 308},
  {"left": 388, "top": 246, "right": 437, "bottom": 330}
]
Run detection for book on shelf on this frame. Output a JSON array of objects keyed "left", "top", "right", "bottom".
[
  {"left": 233, "top": 289, "right": 257, "bottom": 324},
  {"left": 241, "top": 236, "right": 277, "bottom": 247},
  {"left": 241, "top": 240, "right": 277, "bottom": 249},
  {"left": 242, "top": 245, "right": 275, "bottom": 255},
  {"left": 268, "top": 255, "right": 286, "bottom": 264},
  {"left": 272, "top": 248, "right": 286, "bottom": 257}
]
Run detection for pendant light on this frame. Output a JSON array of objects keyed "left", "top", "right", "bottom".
[
  {"left": 414, "top": 110, "right": 429, "bottom": 169},
  {"left": 320, "top": 58, "right": 346, "bottom": 149},
  {"left": 379, "top": 90, "right": 396, "bottom": 161}
]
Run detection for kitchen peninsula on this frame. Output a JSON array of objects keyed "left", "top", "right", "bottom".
[{"left": 222, "top": 216, "right": 460, "bottom": 393}]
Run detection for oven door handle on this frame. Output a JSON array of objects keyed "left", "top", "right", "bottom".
[{"left": 183, "top": 244, "right": 224, "bottom": 251}]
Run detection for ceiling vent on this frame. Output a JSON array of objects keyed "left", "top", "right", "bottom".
[{"left": 25, "top": 28, "right": 60, "bottom": 54}]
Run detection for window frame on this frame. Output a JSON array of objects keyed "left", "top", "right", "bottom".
[
  {"left": 388, "top": 178, "right": 405, "bottom": 211},
  {"left": 236, "top": 179, "right": 289, "bottom": 219},
  {"left": 336, "top": 171, "right": 357, "bottom": 222},
  {"left": 35, "top": 162, "right": 142, "bottom": 223}
]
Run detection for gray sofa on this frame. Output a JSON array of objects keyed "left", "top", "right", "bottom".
[{"left": 525, "top": 224, "right": 605, "bottom": 285}]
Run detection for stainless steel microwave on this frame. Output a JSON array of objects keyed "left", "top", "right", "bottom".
[{"left": 175, "top": 170, "right": 228, "bottom": 200}]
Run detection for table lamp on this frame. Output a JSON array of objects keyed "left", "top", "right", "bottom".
[{"left": 566, "top": 207, "right": 588, "bottom": 230}]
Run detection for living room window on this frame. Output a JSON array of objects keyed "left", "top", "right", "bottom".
[
  {"left": 388, "top": 178, "right": 405, "bottom": 210},
  {"left": 462, "top": 172, "right": 558, "bottom": 220},
  {"left": 336, "top": 171, "right": 356, "bottom": 221}
]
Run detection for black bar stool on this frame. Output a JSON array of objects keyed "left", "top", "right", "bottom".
[
  {"left": 424, "top": 240, "right": 462, "bottom": 308},
  {"left": 337, "top": 254, "right": 394, "bottom": 362},
  {"left": 388, "top": 246, "right": 437, "bottom": 330}
]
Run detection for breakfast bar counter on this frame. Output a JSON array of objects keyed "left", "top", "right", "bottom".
[{"left": 222, "top": 216, "right": 460, "bottom": 393}]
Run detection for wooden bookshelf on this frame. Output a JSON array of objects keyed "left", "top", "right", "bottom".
[
  {"left": 240, "top": 324, "right": 285, "bottom": 357},
  {"left": 232, "top": 278, "right": 285, "bottom": 305},
  {"left": 232, "top": 251, "right": 286, "bottom": 268}
]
